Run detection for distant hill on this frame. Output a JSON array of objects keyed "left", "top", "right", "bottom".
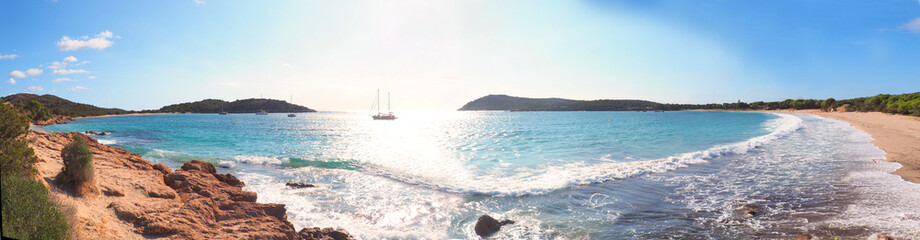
[
  {"left": 157, "top": 98, "right": 316, "bottom": 113},
  {"left": 1, "top": 93, "right": 130, "bottom": 117},
  {"left": 459, "top": 94, "right": 662, "bottom": 111}
]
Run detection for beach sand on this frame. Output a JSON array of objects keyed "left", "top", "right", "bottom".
[
  {"left": 75, "top": 112, "right": 186, "bottom": 119},
  {"left": 804, "top": 111, "right": 920, "bottom": 184}
]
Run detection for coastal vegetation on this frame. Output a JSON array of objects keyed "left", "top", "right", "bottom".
[
  {"left": 1, "top": 93, "right": 129, "bottom": 118},
  {"left": 58, "top": 135, "right": 95, "bottom": 196},
  {"left": 155, "top": 98, "right": 316, "bottom": 113},
  {"left": 0, "top": 104, "right": 70, "bottom": 239},
  {"left": 1, "top": 94, "right": 317, "bottom": 124},
  {"left": 458, "top": 94, "right": 661, "bottom": 111},
  {"left": 460, "top": 92, "right": 920, "bottom": 116},
  {"left": 663, "top": 92, "right": 920, "bottom": 116}
]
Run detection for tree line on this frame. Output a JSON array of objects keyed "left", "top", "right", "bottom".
[{"left": 662, "top": 92, "right": 920, "bottom": 116}]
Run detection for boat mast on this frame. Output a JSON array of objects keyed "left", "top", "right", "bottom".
[
  {"left": 377, "top": 89, "right": 381, "bottom": 114},
  {"left": 387, "top": 92, "right": 391, "bottom": 113}
]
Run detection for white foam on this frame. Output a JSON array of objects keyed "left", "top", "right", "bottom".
[
  {"left": 96, "top": 139, "right": 118, "bottom": 145},
  {"left": 383, "top": 113, "right": 804, "bottom": 196},
  {"left": 239, "top": 168, "right": 466, "bottom": 239},
  {"left": 233, "top": 155, "right": 288, "bottom": 165}
]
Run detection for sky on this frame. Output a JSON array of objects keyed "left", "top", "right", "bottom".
[{"left": 1, "top": 0, "right": 919, "bottom": 111}]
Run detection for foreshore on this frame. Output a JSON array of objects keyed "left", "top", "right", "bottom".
[
  {"left": 709, "top": 109, "right": 920, "bottom": 184},
  {"left": 805, "top": 111, "right": 920, "bottom": 184}
]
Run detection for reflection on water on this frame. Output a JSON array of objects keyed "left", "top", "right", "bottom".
[{"left": 39, "top": 112, "right": 920, "bottom": 239}]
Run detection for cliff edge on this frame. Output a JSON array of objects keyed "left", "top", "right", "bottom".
[{"left": 28, "top": 130, "right": 350, "bottom": 240}]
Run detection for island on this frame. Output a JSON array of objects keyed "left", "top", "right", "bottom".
[{"left": 458, "top": 94, "right": 661, "bottom": 111}]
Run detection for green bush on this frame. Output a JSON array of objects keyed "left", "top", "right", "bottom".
[
  {"left": 1, "top": 176, "right": 70, "bottom": 240},
  {"left": 1, "top": 104, "right": 36, "bottom": 179},
  {"left": 58, "top": 135, "right": 94, "bottom": 194}
]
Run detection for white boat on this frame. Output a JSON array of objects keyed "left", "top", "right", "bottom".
[
  {"left": 287, "top": 94, "right": 296, "bottom": 117},
  {"left": 371, "top": 89, "right": 396, "bottom": 120},
  {"left": 256, "top": 95, "right": 268, "bottom": 115}
]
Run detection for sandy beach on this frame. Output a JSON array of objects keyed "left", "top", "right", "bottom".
[
  {"left": 75, "top": 112, "right": 186, "bottom": 120},
  {"left": 803, "top": 111, "right": 920, "bottom": 184},
  {"left": 707, "top": 109, "right": 920, "bottom": 183}
]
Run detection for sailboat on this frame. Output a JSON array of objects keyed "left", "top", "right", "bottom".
[
  {"left": 287, "top": 94, "right": 296, "bottom": 117},
  {"left": 371, "top": 89, "right": 396, "bottom": 120},
  {"left": 256, "top": 95, "right": 268, "bottom": 115},
  {"left": 219, "top": 103, "right": 228, "bottom": 115}
]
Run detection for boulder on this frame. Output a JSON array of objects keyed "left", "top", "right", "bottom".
[
  {"left": 181, "top": 160, "right": 216, "bottom": 174},
  {"left": 298, "top": 227, "right": 353, "bottom": 240},
  {"left": 474, "top": 215, "right": 514, "bottom": 237},
  {"left": 85, "top": 131, "right": 110, "bottom": 136},
  {"left": 153, "top": 163, "right": 171, "bottom": 175},
  {"left": 734, "top": 204, "right": 761, "bottom": 219}
]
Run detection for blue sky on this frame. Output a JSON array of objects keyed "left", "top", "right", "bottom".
[{"left": 1, "top": 0, "right": 919, "bottom": 110}]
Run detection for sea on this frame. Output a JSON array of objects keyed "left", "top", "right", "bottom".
[{"left": 38, "top": 111, "right": 920, "bottom": 239}]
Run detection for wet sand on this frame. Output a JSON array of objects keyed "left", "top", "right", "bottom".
[{"left": 805, "top": 111, "right": 920, "bottom": 184}]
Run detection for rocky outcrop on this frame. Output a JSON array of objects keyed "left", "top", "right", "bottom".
[
  {"left": 474, "top": 215, "right": 514, "bottom": 237},
  {"left": 28, "top": 130, "right": 351, "bottom": 240},
  {"left": 35, "top": 116, "right": 73, "bottom": 126}
]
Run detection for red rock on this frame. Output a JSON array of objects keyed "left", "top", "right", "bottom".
[
  {"left": 153, "top": 163, "right": 171, "bottom": 175},
  {"left": 28, "top": 130, "right": 352, "bottom": 240},
  {"left": 298, "top": 227, "right": 353, "bottom": 240},
  {"left": 181, "top": 160, "right": 215, "bottom": 174}
]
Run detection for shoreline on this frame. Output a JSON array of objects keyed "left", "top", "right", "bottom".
[
  {"left": 729, "top": 109, "right": 920, "bottom": 184},
  {"left": 75, "top": 112, "right": 187, "bottom": 120},
  {"left": 803, "top": 111, "right": 920, "bottom": 184}
]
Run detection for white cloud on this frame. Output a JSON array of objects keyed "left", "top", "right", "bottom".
[
  {"left": 57, "top": 30, "right": 117, "bottom": 51},
  {"left": 218, "top": 82, "right": 240, "bottom": 87},
  {"left": 53, "top": 77, "right": 74, "bottom": 83},
  {"left": 25, "top": 68, "right": 42, "bottom": 76},
  {"left": 10, "top": 68, "right": 42, "bottom": 79},
  {"left": 0, "top": 54, "right": 17, "bottom": 60},
  {"left": 52, "top": 69, "right": 89, "bottom": 75},
  {"left": 27, "top": 86, "right": 44, "bottom": 92},
  {"left": 194, "top": 0, "right": 206, "bottom": 5},
  {"left": 87, "top": 76, "right": 96, "bottom": 79},
  {"left": 49, "top": 56, "right": 80, "bottom": 69},
  {"left": 902, "top": 17, "right": 920, "bottom": 33},
  {"left": 7, "top": 78, "right": 15, "bottom": 84},
  {"left": 9, "top": 71, "right": 26, "bottom": 79},
  {"left": 68, "top": 86, "right": 88, "bottom": 92}
]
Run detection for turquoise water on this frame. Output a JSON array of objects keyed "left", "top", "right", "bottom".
[{"left": 39, "top": 111, "right": 920, "bottom": 239}]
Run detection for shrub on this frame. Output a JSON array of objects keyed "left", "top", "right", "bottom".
[
  {"left": 0, "top": 104, "right": 36, "bottom": 178},
  {"left": 1, "top": 176, "right": 70, "bottom": 240},
  {"left": 58, "top": 135, "right": 95, "bottom": 195}
]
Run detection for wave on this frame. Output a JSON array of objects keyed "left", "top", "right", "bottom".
[
  {"left": 231, "top": 155, "right": 360, "bottom": 170},
  {"left": 373, "top": 113, "right": 804, "bottom": 196},
  {"left": 96, "top": 139, "right": 118, "bottom": 145}
]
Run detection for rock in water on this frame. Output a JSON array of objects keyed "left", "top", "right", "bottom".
[
  {"left": 286, "top": 182, "right": 315, "bottom": 188},
  {"left": 298, "top": 227, "right": 353, "bottom": 240},
  {"left": 474, "top": 215, "right": 514, "bottom": 237}
]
